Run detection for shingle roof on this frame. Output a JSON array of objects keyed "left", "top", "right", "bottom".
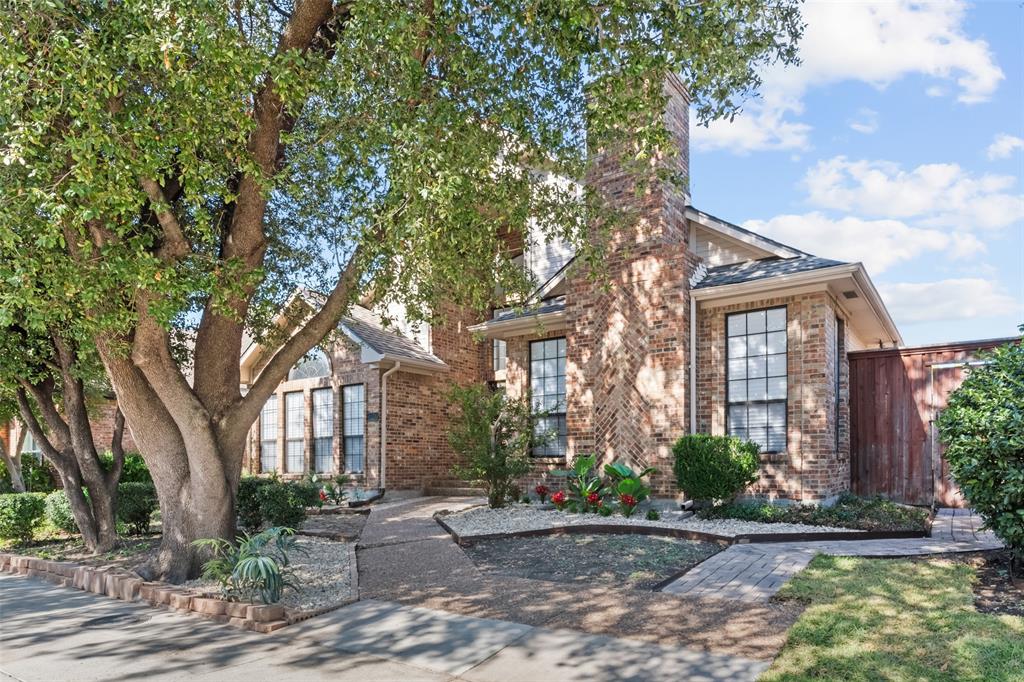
[
  {"left": 694, "top": 256, "right": 848, "bottom": 289},
  {"left": 492, "top": 296, "right": 566, "bottom": 323},
  {"left": 342, "top": 306, "right": 446, "bottom": 366}
]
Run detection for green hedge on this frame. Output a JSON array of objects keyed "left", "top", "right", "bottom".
[
  {"left": 0, "top": 455, "right": 58, "bottom": 493},
  {"left": 672, "top": 434, "right": 759, "bottom": 504},
  {"left": 44, "top": 489, "right": 80, "bottom": 534},
  {"left": 236, "top": 477, "right": 309, "bottom": 531},
  {"left": 117, "top": 482, "right": 158, "bottom": 535},
  {"left": 0, "top": 493, "right": 46, "bottom": 543}
]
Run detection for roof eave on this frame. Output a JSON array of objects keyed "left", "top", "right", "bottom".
[
  {"left": 467, "top": 310, "right": 567, "bottom": 339},
  {"left": 692, "top": 263, "right": 903, "bottom": 346},
  {"left": 685, "top": 207, "right": 801, "bottom": 259}
]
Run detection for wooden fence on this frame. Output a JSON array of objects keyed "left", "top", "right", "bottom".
[{"left": 848, "top": 337, "right": 1016, "bottom": 507}]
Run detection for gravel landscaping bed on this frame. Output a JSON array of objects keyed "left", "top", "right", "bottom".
[
  {"left": 185, "top": 536, "right": 354, "bottom": 611},
  {"left": 463, "top": 533, "right": 722, "bottom": 590},
  {"left": 443, "top": 505, "right": 861, "bottom": 538}
]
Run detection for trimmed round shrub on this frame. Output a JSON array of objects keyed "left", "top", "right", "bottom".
[
  {"left": 117, "top": 482, "right": 158, "bottom": 535},
  {"left": 44, "top": 490, "right": 80, "bottom": 534},
  {"left": 237, "top": 477, "right": 275, "bottom": 532},
  {"left": 672, "top": 434, "right": 759, "bottom": 505},
  {"left": 0, "top": 493, "right": 46, "bottom": 543},
  {"left": 256, "top": 483, "right": 307, "bottom": 529},
  {"left": 939, "top": 334, "right": 1024, "bottom": 571}
]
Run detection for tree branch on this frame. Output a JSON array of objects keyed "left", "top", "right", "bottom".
[
  {"left": 15, "top": 387, "right": 68, "bottom": 466},
  {"left": 107, "top": 406, "right": 126, "bottom": 485},
  {"left": 140, "top": 177, "right": 190, "bottom": 261}
]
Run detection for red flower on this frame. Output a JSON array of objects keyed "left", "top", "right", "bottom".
[
  {"left": 619, "top": 494, "right": 637, "bottom": 507},
  {"left": 535, "top": 485, "right": 549, "bottom": 495},
  {"left": 587, "top": 492, "right": 601, "bottom": 505},
  {"left": 319, "top": 490, "right": 328, "bottom": 502},
  {"left": 551, "top": 490, "right": 567, "bottom": 504}
]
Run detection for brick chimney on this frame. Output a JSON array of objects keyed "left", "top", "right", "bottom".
[{"left": 565, "top": 72, "right": 700, "bottom": 495}]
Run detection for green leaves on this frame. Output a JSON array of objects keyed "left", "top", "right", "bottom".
[
  {"left": 938, "top": 332, "right": 1024, "bottom": 568},
  {"left": 193, "top": 526, "right": 302, "bottom": 604}
]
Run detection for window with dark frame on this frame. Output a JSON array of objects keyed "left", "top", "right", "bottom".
[
  {"left": 284, "top": 391, "right": 305, "bottom": 473},
  {"left": 530, "top": 337, "right": 567, "bottom": 457},
  {"left": 312, "top": 388, "right": 334, "bottom": 473},
  {"left": 342, "top": 384, "right": 365, "bottom": 473},
  {"left": 493, "top": 339, "right": 507, "bottom": 372},
  {"left": 726, "top": 307, "right": 787, "bottom": 453},
  {"left": 259, "top": 395, "right": 278, "bottom": 473}
]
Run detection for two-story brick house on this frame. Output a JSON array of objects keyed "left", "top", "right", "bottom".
[{"left": 240, "top": 73, "right": 902, "bottom": 504}]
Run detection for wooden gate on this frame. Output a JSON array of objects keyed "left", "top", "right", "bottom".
[{"left": 848, "top": 337, "right": 1015, "bottom": 506}]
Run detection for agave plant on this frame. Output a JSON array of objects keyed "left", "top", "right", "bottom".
[{"left": 193, "top": 526, "right": 303, "bottom": 604}]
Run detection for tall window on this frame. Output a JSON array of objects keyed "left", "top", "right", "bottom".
[
  {"left": 342, "top": 384, "right": 365, "bottom": 473},
  {"left": 727, "top": 307, "right": 787, "bottom": 453},
  {"left": 260, "top": 395, "right": 278, "bottom": 472},
  {"left": 835, "top": 317, "right": 845, "bottom": 450},
  {"left": 493, "top": 339, "right": 507, "bottom": 372},
  {"left": 21, "top": 431, "right": 42, "bottom": 461},
  {"left": 530, "top": 337, "right": 567, "bottom": 457},
  {"left": 312, "top": 388, "right": 334, "bottom": 473},
  {"left": 285, "top": 391, "right": 305, "bottom": 473}
]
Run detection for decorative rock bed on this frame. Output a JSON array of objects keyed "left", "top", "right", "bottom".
[
  {"left": 441, "top": 505, "right": 864, "bottom": 541},
  {"left": 0, "top": 537, "right": 357, "bottom": 634}
]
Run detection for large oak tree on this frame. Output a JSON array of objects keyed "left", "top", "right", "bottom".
[{"left": 0, "top": 0, "right": 801, "bottom": 581}]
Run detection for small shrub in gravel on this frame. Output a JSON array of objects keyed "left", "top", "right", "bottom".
[
  {"left": 646, "top": 509, "right": 661, "bottom": 521},
  {"left": 237, "top": 477, "right": 275, "bottom": 531},
  {"left": 44, "top": 490, "right": 80, "bottom": 534},
  {"left": 117, "top": 482, "right": 158, "bottom": 534},
  {"left": 698, "top": 494, "right": 929, "bottom": 532},
  {"left": 0, "top": 492, "right": 46, "bottom": 543},
  {"left": 672, "top": 434, "right": 758, "bottom": 505},
  {"left": 290, "top": 478, "right": 323, "bottom": 509}
]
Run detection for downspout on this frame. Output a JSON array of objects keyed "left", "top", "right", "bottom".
[
  {"left": 689, "top": 296, "right": 697, "bottom": 434},
  {"left": 379, "top": 361, "right": 401, "bottom": 491}
]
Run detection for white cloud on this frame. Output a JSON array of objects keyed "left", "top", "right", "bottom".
[
  {"left": 691, "top": 1, "right": 1003, "bottom": 154},
  {"left": 848, "top": 108, "right": 879, "bottom": 135},
  {"left": 802, "top": 156, "right": 1024, "bottom": 229},
  {"left": 925, "top": 85, "right": 947, "bottom": 97},
  {"left": 741, "top": 212, "right": 985, "bottom": 275},
  {"left": 879, "top": 279, "right": 1020, "bottom": 323},
  {"left": 986, "top": 133, "right": 1024, "bottom": 160}
]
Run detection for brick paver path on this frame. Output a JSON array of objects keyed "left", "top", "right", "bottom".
[{"left": 663, "top": 508, "right": 1002, "bottom": 603}]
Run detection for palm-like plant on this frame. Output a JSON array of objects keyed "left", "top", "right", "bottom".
[{"left": 193, "top": 526, "right": 303, "bottom": 604}]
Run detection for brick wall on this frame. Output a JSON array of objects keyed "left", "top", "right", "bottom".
[
  {"left": 695, "top": 291, "right": 850, "bottom": 503},
  {"left": 563, "top": 73, "right": 695, "bottom": 495}
]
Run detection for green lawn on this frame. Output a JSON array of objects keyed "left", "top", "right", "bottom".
[{"left": 764, "top": 555, "right": 1024, "bottom": 681}]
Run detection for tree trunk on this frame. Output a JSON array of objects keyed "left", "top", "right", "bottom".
[
  {"left": 138, "top": 467, "right": 237, "bottom": 583},
  {"left": 1, "top": 432, "right": 26, "bottom": 493}
]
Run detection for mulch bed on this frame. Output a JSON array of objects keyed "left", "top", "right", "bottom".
[
  {"left": 461, "top": 533, "right": 722, "bottom": 591},
  {"left": 907, "top": 549, "right": 1023, "bottom": 618},
  {"left": 7, "top": 535, "right": 160, "bottom": 570}
]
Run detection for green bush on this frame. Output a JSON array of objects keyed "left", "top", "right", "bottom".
[
  {"left": 117, "top": 482, "right": 158, "bottom": 535},
  {"left": 0, "top": 493, "right": 46, "bottom": 543},
  {"left": 99, "top": 452, "right": 152, "bottom": 484},
  {"left": 939, "top": 333, "right": 1024, "bottom": 571},
  {"left": 44, "top": 490, "right": 80, "bottom": 534},
  {"left": 699, "top": 494, "right": 929, "bottom": 531},
  {"left": 0, "top": 455, "right": 58, "bottom": 493},
  {"left": 256, "top": 482, "right": 307, "bottom": 529},
  {"left": 672, "top": 434, "right": 759, "bottom": 505},
  {"left": 194, "top": 527, "right": 302, "bottom": 604},
  {"left": 237, "top": 477, "right": 275, "bottom": 532},
  {"left": 289, "top": 479, "right": 323, "bottom": 509},
  {"left": 448, "top": 384, "right": 535, "bottom": 509}
]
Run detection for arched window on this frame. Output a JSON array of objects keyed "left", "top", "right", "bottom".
[{"left": 288, "top": 348, "right": 331, "bottom": 381}]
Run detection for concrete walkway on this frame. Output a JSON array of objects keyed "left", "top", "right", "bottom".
[
  {"left": 0, "top": 572, "right": 770, "bottom": 681},
  {"left": 663, "top": 508, "right": 1002, "bottom": 602}
]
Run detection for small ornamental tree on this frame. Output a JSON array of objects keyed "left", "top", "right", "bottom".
[
  {"left": 939, "top": 332, "right": 1024, "bottom": 573},
  {"left": 448, "top": 384, "right": 534, "bottom": 508},
  {"left": 0, "top": 0, "right": 802, "bottom": 580}
]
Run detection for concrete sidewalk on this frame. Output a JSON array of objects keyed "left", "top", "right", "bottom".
[{"left": 0, "top": 573, "right": 769, "bottom": 681}]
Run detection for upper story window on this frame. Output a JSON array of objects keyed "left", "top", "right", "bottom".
[
  {"left": 530, "top": 337, "right": 567, "bottom": 458},
  {"left": 288, "top": 348, "right": 331, "bottom": 381},
  {"left": 726, "top": 307, "right": 787, "bottom": 453}
]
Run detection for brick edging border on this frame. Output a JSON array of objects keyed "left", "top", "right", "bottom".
[
  {"left": 0, "top": 545, "right": 360, "bottom": 634},
  {"left": 432, "top": 512, "right": 929, "bottom": 548}
]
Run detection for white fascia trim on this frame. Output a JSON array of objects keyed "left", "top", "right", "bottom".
[
  {"left": 467, "top": 310, "right": 567, "bottom": 338},
  {"left": 376, "top": 355, "right": 449, "bottom": 374},
  {"left": 685, "top": 207, "right": 800, "bottom": 259},
  {"left": 691, "top": 263, "right": 903, "bottom": 345}
]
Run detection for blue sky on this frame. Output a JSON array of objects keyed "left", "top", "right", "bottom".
[{"left": 689, "top": 0, "right": 1023, "bottom": 345}]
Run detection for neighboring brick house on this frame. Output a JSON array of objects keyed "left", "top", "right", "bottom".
[{"left": 240, "top": 72, "right": 903, "bottom": 503}]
